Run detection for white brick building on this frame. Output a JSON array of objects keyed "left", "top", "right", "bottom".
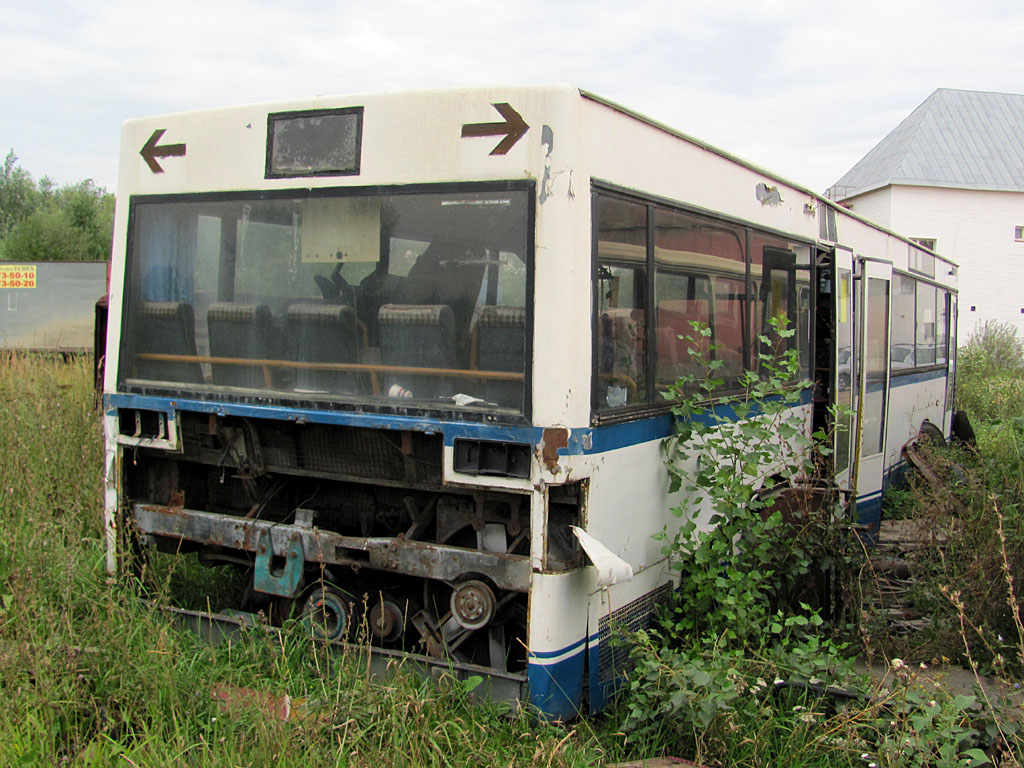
[{"left": 830, "top": 88, "right": 1024, "bottom": 343}]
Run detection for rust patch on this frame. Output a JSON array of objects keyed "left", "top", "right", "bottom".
[
  {"left": 540, "top": 428, "right": 569, "bottom": 473},
  {"left": 152, "top": 504, "right": 188, "bottom": 519},
  {"left": 210, "top": 683, "right": 317, "bottom": 722}
]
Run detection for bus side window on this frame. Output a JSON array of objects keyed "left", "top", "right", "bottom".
[
  {"left": 759, "top": 248, "right": 797, "bottom": 347},
  {"left": 597, "top": 264, "right": 646, "bottom": 407},
  {"left": 712, "top": 277, "right": 746, "bottom": 385},
  {"left": 595, "top": 195, "right": 648, "bottom": 410},
  {"left": 654, "top": 271, "right": 711, "bottom": 391},
  {"left": 653, "top": 206, "right": 746, "bottom": 392},
  {"left": 754, "top": 246, "right": 815, "bottom": 380},
  {"left": 891, "top": 274, "right": 916, "bottom": 369},
  {"left": 916, "top": 282, "right": 937, "bottom": 366}
]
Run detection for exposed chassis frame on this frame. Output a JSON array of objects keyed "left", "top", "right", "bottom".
[{"left": 132, "top": 503, "right": 532, "bottom": 594}]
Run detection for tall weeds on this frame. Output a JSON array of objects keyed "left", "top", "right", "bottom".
[
  {"left": 0, "top": 353, "right": 613, "bottom": 766},
  {"left": 956, "top": 321, "right": 1024, "bottom": 421},
  {"left": 4, "top": 349, "right": 1020, "bottom": 766},
  {"left": 615, "top": 323, "right": 1024, "bottom": 766}
]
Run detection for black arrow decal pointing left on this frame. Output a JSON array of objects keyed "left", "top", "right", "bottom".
[
  {"left": 140, "top": 129, "right": 187, "bottom": 173},
  {"left": 461, "top": 103, "right": 529, "bottom": 155}
]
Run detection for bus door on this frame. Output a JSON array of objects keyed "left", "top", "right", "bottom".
[
  {"left": 831, "top": 247, "right": 855, "bottom": 489},
  {"left": 851, "top": 259, "right": 891, "bottom": 534}
]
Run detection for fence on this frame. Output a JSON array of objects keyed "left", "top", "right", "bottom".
[{"left": 0, "top": 262, "right": 108, "bottom": 352}]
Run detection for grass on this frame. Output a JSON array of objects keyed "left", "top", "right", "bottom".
[
  {"left": 873, "top": 409, "right": 1024, "bottom": 676},
  {"left": 3, "top": 352, "right": 1021, "bottom": 767},
  {"left": 0, "top": 353, "right": 633, "bottom": 767}
]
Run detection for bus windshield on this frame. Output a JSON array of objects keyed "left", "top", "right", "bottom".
[{"left": 119, "top": 185, "right": 530, "bottom": 415}]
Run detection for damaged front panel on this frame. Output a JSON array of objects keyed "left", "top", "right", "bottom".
[{"left": 121, "top": 409, "right": 534, "bottom": 675}]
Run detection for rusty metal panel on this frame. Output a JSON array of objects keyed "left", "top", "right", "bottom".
[
  {"left": 364, "top": 537, "right": 529, "bottom": 591},
  {"left": 253, "top": 529, "right": 304, "bottom": 597},
  {"left": 132, "top": 503, "right": 530, "bottom": 592}
]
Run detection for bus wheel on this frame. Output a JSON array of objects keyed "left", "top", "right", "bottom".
[
  {"left": 301, "top": 585, "right": 352, "bottom": 642},
  {"left": 450, "top": 579, "right": 496, "bottom": 631},
  {"left": 952, "top": 410, "right": 977, "bottom": 448}
]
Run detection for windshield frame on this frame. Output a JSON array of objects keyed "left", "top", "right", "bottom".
[{"left": 116, "top": 180, "right": 535, "bottom": 425}]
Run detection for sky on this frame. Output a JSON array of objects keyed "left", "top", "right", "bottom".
[{"left": 2, "top": 0, "right": 1023, "bottom": 196}]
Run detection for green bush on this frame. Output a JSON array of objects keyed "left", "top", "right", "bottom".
[
  {"left": 616, "top": 322, "right": 1021, "bottom": 765},
  {"left": 655, "top": 320, "right": 832, "bottom": 645},
  {"left": 620, "top": 322, "right": 857, "bottom": 751},
  {"left": 956, "top": 321, "right": 1024, "bottom": 422},
  {"left": 959, "top": 321, "right": 1024, "bottom": 380},
  {"left": 0, "top": 152, "right": 113, "bottom": 261},
  {"left": 956, "top": 373, "right": 1024, "bottom": 423}
]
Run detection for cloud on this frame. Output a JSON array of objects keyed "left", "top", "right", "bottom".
[{"left": 2, "top": 0, "right": 1023, "bottom": 192}]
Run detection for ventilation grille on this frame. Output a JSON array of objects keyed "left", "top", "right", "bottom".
[
  {"left": 179, "top": 412, "right": 442, "bottom": 484},
  {"left": 260, "top": 423, "right": 441, "bottom": 483},
  {"left": 596, "top": 582, "right": 671, "bottom": 684}
]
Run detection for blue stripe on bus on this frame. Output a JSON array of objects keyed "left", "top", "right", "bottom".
[
  {"left": 588, "top": 415, "right": 674, "bottom": 452},
  {"left": 109, "top": 392, "right": 744, "bottom": 456},
  {"left": 528, "top": 651, "right": 585, "bottom": 720},
  {"left": 107, "top": 386, "right": 818, "bottom": 459},
  {"left": 582, "top": 389, "right": 813, "bottom": 453},
  {"left": 527, "top": 636, "right": 587, "bottom": 660},
  {"left": 106, "top": 392, "right": 539, "bottom": 443}
]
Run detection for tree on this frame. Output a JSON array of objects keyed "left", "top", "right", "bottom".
[
  {"left": 0, "top": 150, "right": 113, "bottom": 262},
  {"left": 0, "top": 151, "right": 38, "bottom": 241},
  {"left": 2, "top": 209, "right": 91, "bottom": 262}
]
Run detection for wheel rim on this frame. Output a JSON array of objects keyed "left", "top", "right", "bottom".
[{"left": 302, "top": 587, "right": 349, "bottom": 642}]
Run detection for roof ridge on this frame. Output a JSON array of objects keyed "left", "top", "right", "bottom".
[
  {"left": 933, "top": 86, "right": 1024, "bottom": 98},
  {"left": 832, "top": 89, "right": 1024, "bottom": 197}
]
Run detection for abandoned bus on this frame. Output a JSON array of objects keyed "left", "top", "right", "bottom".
[{"left": 102, "top": 85, "right": 957, "bottom": 719}]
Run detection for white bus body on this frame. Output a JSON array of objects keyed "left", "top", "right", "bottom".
[{"left": 103, "top": 85, "right": 956, "bottom": 718}]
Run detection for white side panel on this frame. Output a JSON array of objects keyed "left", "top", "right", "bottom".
[
  {"left": 527, "top": 570, "right": 593, "bottom": 655},
  {"left": 585, "top": 439, "right": 677, "bottom": 572},
  {"left": 884, "top": 377, "right": 948, "bottom": 472},
  {"left": 582, "top": 100, "right": 823, "bottom": 246}
]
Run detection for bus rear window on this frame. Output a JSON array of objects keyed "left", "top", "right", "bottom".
[{"left": 119, "top": 186, "right": 531, "bottom": 416}]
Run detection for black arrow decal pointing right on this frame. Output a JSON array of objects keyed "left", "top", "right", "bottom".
[{"left": 461, "top": 103, "right": 529, "bottom": 155}]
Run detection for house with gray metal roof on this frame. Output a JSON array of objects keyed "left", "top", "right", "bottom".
[{"left": 830, "top": 88, "right": 1024, "bottom": 342}]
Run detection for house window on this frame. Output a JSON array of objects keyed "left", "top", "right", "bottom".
[
  {"left": 911, "top": 237, "right": 937, "bottom": 251},
  {"left": 1014, "top": 226, "right": 1024, "bottom": 242},
  {"left": 908, "top": 244, "right": 935, "bottom": 278}
]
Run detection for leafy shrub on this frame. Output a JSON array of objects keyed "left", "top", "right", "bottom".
[
  {"left": 957, "top": 374, "right": 1024, "bottom": 423},
  {"left": 618, "top": 322, "right": 1023, "bottom": 765},
  {"left": 656, "top": 320, "right": 825, "bottom": 644},
  {"left": 0, "top": 152, "right": 113, "bottom": 262},
  {"left": 958, "top": 321, "right": 1024, "bottom": 380},
  {"left": 957, "top": 321, "right": 1024, "bottom": 421},
  {"left": 620, "top": 322, "right": 858, "bottom": 747}
]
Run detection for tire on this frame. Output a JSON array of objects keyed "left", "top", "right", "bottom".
[{"left": 301, "top": 585, "right": 352, "bottom": 642}]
